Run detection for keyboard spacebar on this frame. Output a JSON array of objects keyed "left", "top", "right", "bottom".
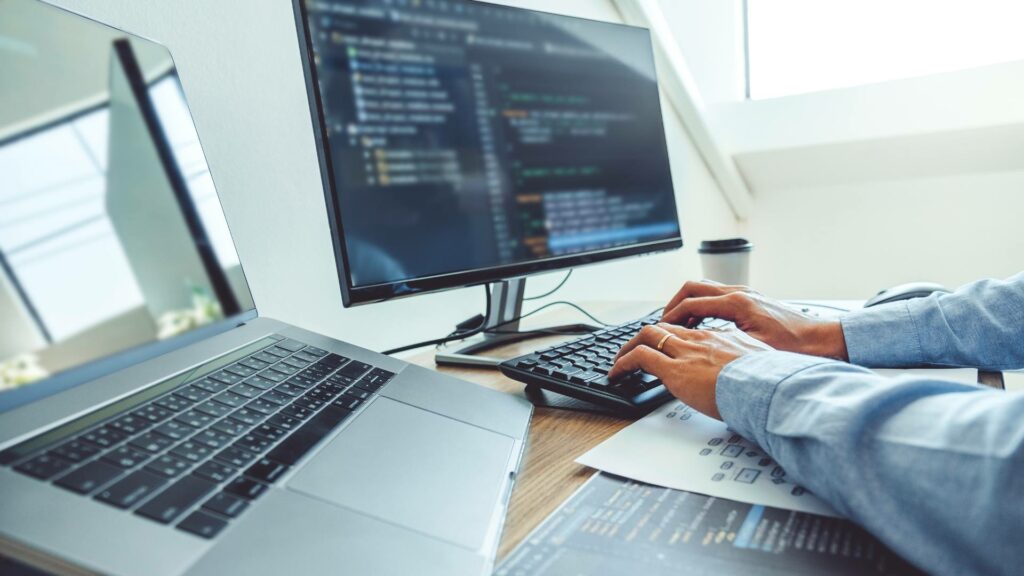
[{"left": 266, "top": 406, "right": 350, "bottom": 466}]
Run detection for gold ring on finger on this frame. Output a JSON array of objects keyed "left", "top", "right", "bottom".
[{"left": 656, "top": 333, "right": 675, "bottom": 352}]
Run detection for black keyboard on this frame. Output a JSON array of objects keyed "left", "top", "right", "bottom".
[
  {"left": 500, "top": 313, "right": 730, "bottom": 414},
  {"left": 0, "top": 336, "right": 394, "bottom": 540}
]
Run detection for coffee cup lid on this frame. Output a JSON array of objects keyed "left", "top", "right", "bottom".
[{"left": 698, "top": 238, "right": 753, "bottom": 254}]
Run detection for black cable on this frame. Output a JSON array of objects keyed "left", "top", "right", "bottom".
[
  {"left": 380, "top": 285, "right": 492, "bottom": 355},
  {"left": 485, "top": 300, "right": 615, "bottom": 334},
  {"left": 523, "top": 269, "right": 572, "bottom": 301}
]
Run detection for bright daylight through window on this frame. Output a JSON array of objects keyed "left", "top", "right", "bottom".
[{"left": 746, "top": 0, "right": 1024, "bottom": 99}]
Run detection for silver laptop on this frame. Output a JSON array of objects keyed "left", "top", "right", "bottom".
[{"left": 0, "top": 3, "right": 531, "bottom": 574}]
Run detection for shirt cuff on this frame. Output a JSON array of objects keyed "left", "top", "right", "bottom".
[
  {"left": 716, "top": 351, "right": 834, "bottom": 445},
  {"left": 840, "top": 302, "right": 924, "bottom": 367}
]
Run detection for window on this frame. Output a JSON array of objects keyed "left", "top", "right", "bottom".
[
  {"left": 0, "top": 75, "right": 226, "bottom": 342},
  {"left": 746, "top": 0, "right": 1024, "bottom": 99}
]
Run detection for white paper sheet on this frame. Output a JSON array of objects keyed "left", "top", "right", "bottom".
[{"left": 576, "top": 368, "right": 979, "bottom": 517}]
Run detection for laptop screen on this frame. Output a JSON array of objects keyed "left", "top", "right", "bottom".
[{"left": 0, "top": 1, "right": 254, "bottom": 407}]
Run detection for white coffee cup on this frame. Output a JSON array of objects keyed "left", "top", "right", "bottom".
[{"left": 698, "top": 238, "right": 753, "bottom": 286}]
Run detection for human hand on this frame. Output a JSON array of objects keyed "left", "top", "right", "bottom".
[
  {"left": 610, "top": 323, "right": 774, "bottom": 420},
  {"left": 660, "top": 280, "right": 849, "bottom": 360}
]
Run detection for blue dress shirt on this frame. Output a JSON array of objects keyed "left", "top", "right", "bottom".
[{"left": 715, "top": 273, "right": 1024, "bottom": 576}]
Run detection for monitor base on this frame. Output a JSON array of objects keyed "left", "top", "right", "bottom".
[{"left": 434, "top": 323, "right": 596, "bottom": 368}]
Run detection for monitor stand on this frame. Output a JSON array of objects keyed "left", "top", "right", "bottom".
[{"left": 434, "top": 278, "right": 598, "bottom": 368}]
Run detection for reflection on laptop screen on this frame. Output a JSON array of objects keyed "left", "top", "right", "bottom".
[{"left": 0, "top": 0, "right": 253, "bottom": 395}]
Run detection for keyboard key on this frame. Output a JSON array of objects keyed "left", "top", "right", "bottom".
[
  {"left": 229, "top": 383, "right": 261, "bottom": 399},
  {"left": 171, "top": 441, "right": 213, "bottom": 464},
  {"left": 153, "top": 420, "right": 191, "bottom": 441},
  {"left": 281, "top": 405, "right": 314, "bottom": 421},
  {"left": 267, "top": 406, "right": 350, "bottom": 466},
  {"left": 320, "top": 353, "right": 347, "bottom": 368},
  {"left": 224, "top": 476, "right": 268, "bottom": 500},
  {"left": 175, "top": 386, "right": 212, "bottom": 403},
  {"left": 194, "top": 461, "right": 236, "bottom": 483},
  {"left": 191, "top": 429, "right": 233, "bottom": 450},
  {"left": 337, "top": 360, "right": 371, "bottom": 380},
  {"left": 55, "top": 461, "right": 124, "bottom": 494},
  {"left": 260, "top": 390, "right": 291, "bottom": 406},
  {"left": 102, "top": 445, "right": 151, "bottom": 469},
  {"left": 245, "top": 457, "right": 288, "bottom": 484},
  {"left": 155, "top": 395, "right": 192, "bottom": 412},
  {"left": 192, "top": 378, "right": 231, "bottom": 394},
  {"left": 136, "top": 475, "right": 216, "bottom": 524},
  {"left": 134, "top": 404, "right": 173, "bottom": 423},
  {"left": 343, "top": 388, "right": 370, "bottom": 401},
  {"left": 240, "top": 357, "right": 270, "bottom": 371},
  {"left": 229, "top": 407, "right": 266, "bottom": 428},
  {"left": 252, "top": 351, "right": 281, "bottom": 364},
  {"left": 212, "top": 419, "right": 248, "bottom": 437},
  {"left": 214, "top": 446, "right": 259, "bottom": 468},
  {"left": 95, "top": 470, "right": 168, "bottom": 509},
  {"left": 212, "top": 391, "right": 247, "bottom": 409},
  {"left": 245, "top": 375, "right": 277, "bottom": 390},
  {"left": 80, "top": 427, "right": 127, "bottom": 449},
  {"left": 265, "top": 345, "right": 291, "bottom": 358},
  {"left": 267, "top": 414, "right": 301, "bottom": 432},
  {"left": 331, "top": 396, "right": 363, "bottom": 411},
  {"left": 194, "top": 401, "right": 232, "bottom": 419},
  {"left": 234, "top": 434, "right": 271, "bottom": 454},
  {"left": 175, "top": 410, "right": 214, "bottom": 429},
  {"left": 225, "top": 363, "right": 257, "bottom": 378},
  {"left": 15, "top": 453, "right": 73, "bottom": 480},
  {"left": 251, "top": 423, "right": 287, "bottom": 442},
  {"left": 286, "top": 354, "right": 315, "bottom": 368},
  {"left": 246, "top": 398, "right": 279, "bottom": 416},
  {"left": 270, "top": 363, "right": 299, "bottom": 376},
  {"left": 177, "top": 510, "right": 228, "bottom": 539},
  {"left": 203, "top": 491, "right": 249, "bottom": 518},
  {"left": 210, "top": 371, "right": 244, "bottom": 386},
  {"left": 130, "top": 432, "right": 175, "bottom": 454},
  {"left": 289, "top": 374, "right": 319, "bottom": 388},
  {"left": 300, "top": 346, "right": 328, "bottom": 358},
  {"left": 146, "top": 454, "right": 192, "bottom": 478},
  {"left": 52, "top": 440, "right": 101, "bottom": 463},
  {"left": 260, "top": 369, "right": 289, "bottom": 384},
  {"left": 274, "top": 383, "right": 304, "bottom": 398}
]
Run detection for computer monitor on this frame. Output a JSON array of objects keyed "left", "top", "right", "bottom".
[{"left": 294, "top": 0, "right": 680, "bottom": 362}]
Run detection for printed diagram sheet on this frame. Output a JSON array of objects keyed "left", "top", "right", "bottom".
[{"left": 577, "top": 368, "right": 978, "bottom": 517}]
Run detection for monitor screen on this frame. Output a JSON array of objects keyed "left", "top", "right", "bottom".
[
  {"left": 0, "top": 1, "right": 253, "bottom": 406},
  {"left": 298, "top": 0, "right": 681, "bottom": 304}
]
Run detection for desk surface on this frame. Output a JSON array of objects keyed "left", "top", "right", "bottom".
[{"left": 406, "top": 300, "right": 1005, "bottom": 561}]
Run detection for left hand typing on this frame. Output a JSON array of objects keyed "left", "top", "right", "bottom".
[{"left": 611, "top": 323, "right": 773, "bottom": 419}]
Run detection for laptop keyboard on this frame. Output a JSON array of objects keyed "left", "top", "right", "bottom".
[{"left": 0, "top": 336, "right": 394, "bottom": 540}]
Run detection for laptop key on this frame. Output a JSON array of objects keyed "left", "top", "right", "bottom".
[
  {"left": 175, "top": 410, "right": 214, "bottom": 429},
  {"left": 212, "top": 419, "right": 248, "bottom": 437},
  {"left": 225, "top": 363, "right": 256, "bottom": 378},
  {"left": 153, "top": 420, "right": 191, "bottom": 441},
  {"left": 251, "top": 423, "right": 287, "bottom": 442},
  {"left": 102, "top": 445, "right": 151, "bottom": 469},
  {"left": 266, "top": 414, "right": 301, "bottom": 432},
  {"left": 52, "top": 440, "right": 101, "bottom": 463},
  {"left": 136, "top": 474, "right": 216, "bottom": 524},
  {"left": 245, "top": 457, "right": 288, "bottom": 484},
  {"left": 246, "top": 398, "right": 279, "bottom": 416},
  {"left": 300, "top": 346, "right": 328, "bottom": 358},
  {"left": 213, "top": 391, "right": 248, "bottom": 409},
  {"left": 267, "top": 406, "right": 350, "bottom": 466},
  {"left": 240, "top": 357, "right": 270, "bottom": 371},
  {"left": 129, "top": 432, "right": 175, "bottom": 454},
  {"left": 203, "top": 491, "right": 249, "bottom": 518},
  {"left": 245, "top": 375, "right": 277, "bottom": 390},
  {"left": 336, "top": 360, "right": 372, "bottom": 380},
  {"left": 191, "top": 429, "right": 232, "bottom": 450},
  {"left": 175, "top": 386, "right": 212, "bottom": 403},
  {"left": 155, "top": 395, "right": 192, "bottom": 412},
  {"left": 177, "top": 510, "right": 228, "bottom": 539},
  {"left": 224, "top": 476, "right": 268, "bottom": 500},
  {"left": 275, "top": 339, "right": 306, "bottom": 352},
  {"left": 55, "top": 461, "right": 124, "bottom": 494},
  {"left": 260, "top": 390, "right": 291, "bottom": 406},
  {"left": 171, "top": 441, "right": 213, "bottom": 464},
  {"left": 210, "top": 371, "right": 244, "bottom": 386},
  {"left": 234, "top": 434, "right": 271, "bottom": 454},
  {"left": 15, "top": 453, "right": 74, "bottom": 480},
  {"left": 95, "top": 470, "right": 168, "bottom": 509},
  {"left": 274, "top": 383, "right": 304, "bottom": 398},
  {"left": 194, "top": 461, "right": 236, "bottom": 483},
  {"left": 80, "top": 427, "right": 127, "bottom": 449},
  {"left": 192, "top": 378, "right": 230, "bottom": 394},
  {"left": 134, "top": 404, "right": 173, "bottom": 423},
  {"left": 228, "top": 383, "right": 261, "bottom": 399},
  {"left": 214, "top": 446, "right": 259, "bottom": 468},
  {"left": 146, "top": 454, "right": 192, "bottom": 478}
]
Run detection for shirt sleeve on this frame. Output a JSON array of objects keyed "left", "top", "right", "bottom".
[
  {"left": 716, "top": 351, "right": 1024, "bottom": 576},
  {"left": 841, "top": 272, "right": 1024, "bottom": 370}
]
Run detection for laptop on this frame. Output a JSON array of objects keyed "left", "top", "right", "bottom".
[{"left": 0, "top": 4, "right": 531, "bottom": 575}]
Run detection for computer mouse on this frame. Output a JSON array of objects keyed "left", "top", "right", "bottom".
[{"left": 864, "top": 282, "right": 951, "bottom": 308}]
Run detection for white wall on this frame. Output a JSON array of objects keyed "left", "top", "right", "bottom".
[{"left": 40, "top": 0, "right": 738, "bottom": 352}]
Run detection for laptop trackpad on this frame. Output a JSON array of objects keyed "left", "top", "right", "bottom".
[{"left": 285, "top": 397, "right": 514, "bottom": 551}]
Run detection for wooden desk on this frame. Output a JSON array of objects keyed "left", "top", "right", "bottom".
[{"left": 405, "top": 300, "right": 1005, "bottom": 562}]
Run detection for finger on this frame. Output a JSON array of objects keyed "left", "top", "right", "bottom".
[
  {"left": 609, "top": 345, "right": 674, "bottom": 380},
  {"left": 614, "top": 324, "right": 683, "bottom": 362},
  {"left": 663, "top": 280, "right": 733, "bottom": 316},
  {"left": 662, "top": 293, "right": 746, "bottom": 326}
]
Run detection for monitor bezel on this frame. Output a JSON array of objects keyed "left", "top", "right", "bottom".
[{"left": 292, "top": 0, "right": 682, "bottom": 307}]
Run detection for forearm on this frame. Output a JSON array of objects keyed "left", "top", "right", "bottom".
[
  {"left": 841, "top": 273, "right": 1024, "bottom": 370},
  {"left": 717, "top": 351, "right": 1024, "bottom": 576}
]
